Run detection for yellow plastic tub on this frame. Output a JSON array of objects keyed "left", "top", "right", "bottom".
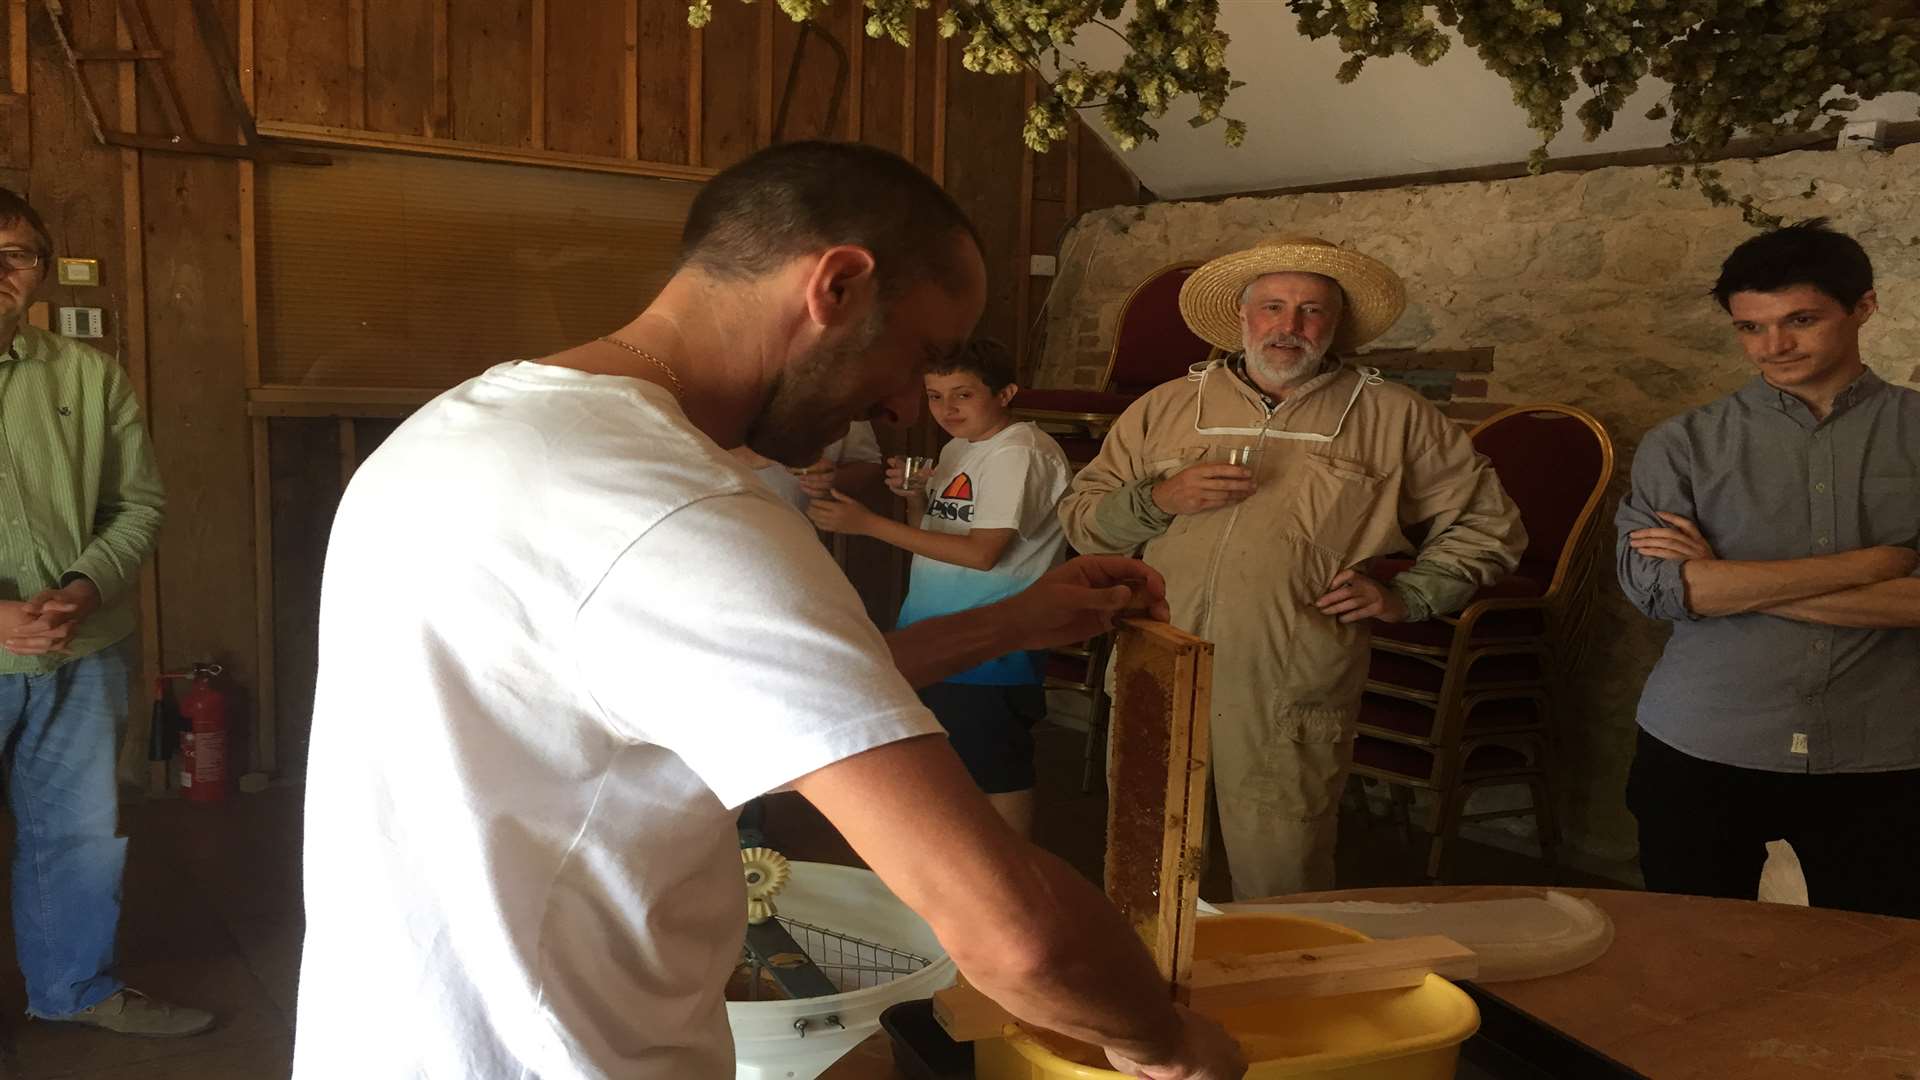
[{"left": 975, "top": 914, "right": 1480, "bottom": 1080}]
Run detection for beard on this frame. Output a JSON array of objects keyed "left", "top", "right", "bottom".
[
  {"left": 1241, "top": 324, "right": 1331, "bottom": 392},
  {"left": 744, "top": 309, "right": 886, "bottom": 467}
]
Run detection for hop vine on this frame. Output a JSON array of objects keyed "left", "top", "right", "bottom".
[
  {"left": 688, "top": 0, "right": 1244, "bottom": 152},
  {"left": 1288, "top": 0, "right": 1920, "bottom": 224},
  {"left": 691, "top": 1, "right": 1920, "bottom": 220}
]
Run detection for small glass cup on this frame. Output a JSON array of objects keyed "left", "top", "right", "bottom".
[
  {"left": 892, "top": 455, "right": 936, "bottom": 496},
  {"left": 1207, "top": 444, "right": 1265, "bottom": 473}
]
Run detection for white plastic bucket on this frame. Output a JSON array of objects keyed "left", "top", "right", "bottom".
[{"left": 729, "top": 861, "right": 956, "bottom": 1080}]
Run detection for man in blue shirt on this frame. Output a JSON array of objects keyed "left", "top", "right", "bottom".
[{"left": 1618, "top": 218, "right": 1920, "bottom": 917}]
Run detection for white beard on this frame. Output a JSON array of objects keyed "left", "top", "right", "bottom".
[{"left": 1241, "top": 326, "right": 1330, "bottom": 393}]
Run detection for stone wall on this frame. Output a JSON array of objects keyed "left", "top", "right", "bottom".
[{"left": 1037, "top": 145, "right": 1920, "bottom": 863}]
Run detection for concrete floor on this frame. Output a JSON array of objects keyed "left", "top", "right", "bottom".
[{"left": 0, "top": 722, "right": 1589, "bottom": 1078}]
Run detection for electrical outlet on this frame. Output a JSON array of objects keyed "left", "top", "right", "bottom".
[
  {"left": 58, "top": 307, "right": 104, "bottom": 339},
  {"left": 55, "top": 257, "right": 99, "bottom": 286},
  {"left": 1839, "top": 119, "right": 1887, "bottom": 151},
  {"left": 1029, "top": 254, "right": 1058, "bottom": 276}
]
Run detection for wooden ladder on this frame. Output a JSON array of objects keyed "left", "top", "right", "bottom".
[{"left": 41, "top": 0, "right": 326, "bottom": 163}]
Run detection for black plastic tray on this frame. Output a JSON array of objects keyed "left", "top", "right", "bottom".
[{"left": 881, "top": 989, "right": 1648, "bottom": 1080}]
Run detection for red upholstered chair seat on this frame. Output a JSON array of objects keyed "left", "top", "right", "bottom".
[{"left": 1013, "top": 263, "right": 1214, "bottom": 436}]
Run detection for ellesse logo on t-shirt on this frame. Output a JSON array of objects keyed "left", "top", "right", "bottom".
[{"left": 928, "top": 472, "right": 975, "bottom": 522}]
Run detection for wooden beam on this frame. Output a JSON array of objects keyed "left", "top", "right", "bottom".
[
  {"left": 247, "top": 385, "right": 435, "bottom": 419},
  {"left": 240, "top": 0, "right": 268, "bottom": 771},
  {"left": 118, "top": 5, "right": 159, "bottom": 701},
  {"left": 97, "top": 130, "right": 329, "bottom": 164},
  {"left": 116, "top": 9, "right": 143, "bottom": 398},
  {"left": 430, "top": 0, "right": 450, "bottom": 138},
  {"left": 247, "top": 400, "right": 419, "bottom": 419},
  {"left": 1203, "top": 120, "right": 1920, "bottom": 204},
  {"left": 256, "top": 121, "right": 716, "bottom": 182},
  {"left": 72, "top": 48, "right": 164, "bottom": 62},
  {"left": 9, "top": 0, "right": 26, "bottom": 97},
  {"left": 622, "top": 0, "right": 638, "bottom": 158},
  {"left": 1065, "top": 118, "right": 1080, "bottom": 219},
  {"left": 931, "top": 0, "right": 947, "bottom": 183},
  {"left": 337, "top": 417, "right": 358, "bottom": 491},
  {"left": 1014, "top": 71, "right": 1035, "bottom": 365},
  {"left": 846, "top": 10, "right": 862, "bottom": 141},
  {"left": 686, "top": 22, "right": 702, "bottom": 166},
  {"left": 347, "top": 0, "right": 366, "bottom": 128},
  {"left": 250, "top": 416, "right": 277, "bottom": 774},
  {"left": 250, "top": 386, "right": 439, "bottom": 407},
  {"left": 240, "top": 161, "right": 259, "bottom": 386},
  {"left": 900, "top": 16, "right": 915, "bottom": 160},
  {"left": 530, "top": 0, "right": 546, "bottom": 148},
  {"left": 239, "top": 0, "right": 254, "bottom": 107},
  {"left": 115, "top": 0, "right": 189, "bottom": 138},
  {"left": 756, "top": 1, "right": 772, "bottom": 143}
]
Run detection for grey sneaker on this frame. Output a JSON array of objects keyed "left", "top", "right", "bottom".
[{"left": 55, "top": 989, "right": 214, "bottom": 1038}]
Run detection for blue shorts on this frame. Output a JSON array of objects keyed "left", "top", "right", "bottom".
[{"left": 917, "top": 682, "right": 1046, "bottom": 794}]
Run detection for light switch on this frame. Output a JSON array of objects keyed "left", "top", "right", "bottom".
[
  {"left": 56, "top": 257, "right": 100, "bottom": 287},
  {"left": 57, "top": 307, "right": 104, "bottom": 339}
]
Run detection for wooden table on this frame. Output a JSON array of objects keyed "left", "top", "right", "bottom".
[{"left": 823, "top": 886, "right": 1920, "bottom": 1079}]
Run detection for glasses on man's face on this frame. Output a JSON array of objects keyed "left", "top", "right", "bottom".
[{"left": 0, "top": 249, "right": 42, "bottom": 272}]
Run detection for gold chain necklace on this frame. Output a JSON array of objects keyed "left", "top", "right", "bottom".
[{"left": 597, "top": 335, "right": 685, "bottom": 399}]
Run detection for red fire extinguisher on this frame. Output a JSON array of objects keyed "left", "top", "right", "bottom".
[{"left": 175, "top": 664, "right": 231, "bottom": 803}]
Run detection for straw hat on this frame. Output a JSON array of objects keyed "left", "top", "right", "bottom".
[{"left": 1178, "top": 237, "right": 1407, "bottom": 352}]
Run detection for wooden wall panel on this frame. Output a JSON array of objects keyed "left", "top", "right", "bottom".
[
  {"left": 450, "top": 0, "right": 533, "bottom": 147},
  {"left": 1077, "top": 122, "right": 1143, "bottom": 210},
  {"left": 28, "top": 0, "right": 126, "bottom": 334},
  {"left": 58, "top": 0, "right": 120, "bottom": 134},
  {"left": 637, "top": 0, "right": 690, "bottom": 164},
  {"left": 366, "top": 0, "right": 436, "bottom": 136},
  {"left": 142, "top": 0, "right": 258, "bottom": 719},
  {"left": 858, "top": 35, "right": 907, "bottom": 156},
  {"left": 942, "top": 59, "right": 1026, "bottom": 350},
  {"left": 268, "top": 417, "right": 342, "bottom": 780},
  {"left": 771, "top": 2, "right": 853, "bottom": 142},
  {"left": 697, "top": 0, "right": 758, "bottom": 169},
  {"left": 142, "top": 157, "right": 256, "bottom": 702},
  {"left": 256, "top": 0, "right": 353, "bottom": 127},
  {"left": 911, "top": 5, "right": 937, "bottom": 171},
  {"left": 51, "top": 0, "right": 1151, "bottom": 780},
  {"left": 151, "top": 0, "right": 242, "bottom": 139},
  {"left": 542, "top": 0, "right": 624, "bottom": 156}
]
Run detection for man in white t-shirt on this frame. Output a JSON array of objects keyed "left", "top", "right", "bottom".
[{"left": 294, "top": 141, "right": 1245, "bottom": 1080}]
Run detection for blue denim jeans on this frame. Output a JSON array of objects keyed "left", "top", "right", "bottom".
[{"left": 0, "top": 645, "right": 127, "bottom": 1017}]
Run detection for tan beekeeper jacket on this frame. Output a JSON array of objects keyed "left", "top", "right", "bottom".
[{"left": 1060, "top": 358, "right": 1527, "bottom": 739}]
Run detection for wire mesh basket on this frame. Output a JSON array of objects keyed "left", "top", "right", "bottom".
[{"left": 736, "top": 916, "right": 933, "bottom": 1000}]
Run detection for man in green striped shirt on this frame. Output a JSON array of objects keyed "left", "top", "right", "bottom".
[{"left": 0, "top": 189, "right": 209, "bottom": 1037}]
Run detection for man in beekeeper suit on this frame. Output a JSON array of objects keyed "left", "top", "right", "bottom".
[{"left": 1060, "top": 238, "right": 1527, "bottom": 899}]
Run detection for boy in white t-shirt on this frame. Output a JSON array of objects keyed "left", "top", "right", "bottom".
[{"left": 809, "top": 340, "right": 1070, "bottom": 835}]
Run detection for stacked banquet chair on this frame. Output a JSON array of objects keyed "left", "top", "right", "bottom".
[{"left": 1351, "top": 403, "right": 1615, "bottom": 880}]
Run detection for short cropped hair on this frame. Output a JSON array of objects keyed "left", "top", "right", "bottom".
[
  {"left": 928, "top": 337, "right": 1017, "bottom": 393},
  {"left": 679, "top": 141, "right": 979, "bottom": 300},
  {"left": 0, "top": 188, "right": 52, "bottom": 257},
  {"left": 1712, "top": 217, "right": 1873, "bottom": 311}
]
